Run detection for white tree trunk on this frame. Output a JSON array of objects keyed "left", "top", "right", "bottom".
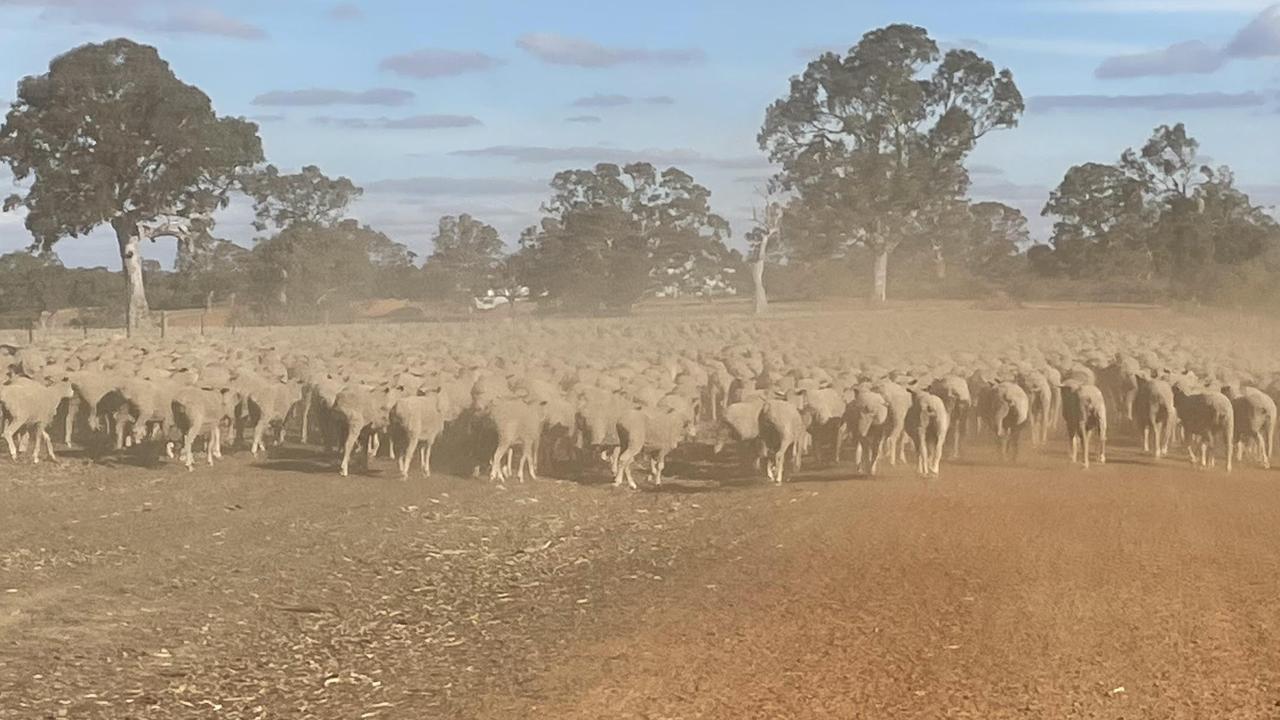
[
  {"left": 933, "top": 244, "right": 947, "bottom": 281},
  {"left": 752, "top": 258, "right": 768, "bottom": 315},
  {"left": 114, "top": 221, "right": 151, "bottom": 330},
  {"left": 871, "top": 246, "right": 890, "bottom": 303}
]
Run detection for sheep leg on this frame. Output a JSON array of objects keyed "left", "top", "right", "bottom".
[
  {"left": 489, "top": 444, "right": 508, "bottom": 483},
  {"left": 528, "top": 439, "right": 540, "bottom": 481},
  {"left": 339, "top": 423, "right": 361, "bottom": 478},
  {"left": 934, "top": 421, "right": 947, "bottom": 476},
  {"left": 951, "top": 410, "right": 962, "bottom": 459},
  {"left": 613, "top": 450, "right": 639, "bottom": 489},
  {"left": 400, "top": 434, "right": 419, "bottom": 478},
  {"left": 207, "top": 427, "right": 218, "bottom": 467},
  {"left": 915, "top": 431, "right": 927, "bottom": 477},
  {"left": 421, "top": 440, "right": 432, "bottom": 478},
  {"left": 1098, "top": 422, "right": 1107, "bottom": 465},
  {"left": 300, "top": 392, "right": 312, "bottom": 444},
  {"left": 63, "top": 395, "right": 79, "bottom": 447},
  {"left": 40, "top": 427, "right": 57, "bottom": 463},
  {"left": 2, "top": 423, "right": 17, "bottom": 461},
  {"left": 31, "top": 425, "right": 43, "bottom": 464},
  {"left": 182, "top": 429, "right": 196, "bottom": 471}
]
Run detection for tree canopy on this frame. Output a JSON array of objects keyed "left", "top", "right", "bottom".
[
  {"left": 250, "top": 219, "right": 415, "bottom": 321},
  {"left": 759, "top": 25, "right": 1023, "bottom": 301},
  {"left": 0, "top": 38, "right": 263, "bottom": 328},
  {"left": 518, "top": 162, "right": 735, "bottom": 310},
  {"left": 423, "top": 214, "right": 506, "bottom": 302},
  {"left": 242, "top": 164, "right": 362, "bottom": 233},
  {"left": 1041, "top": 123, "right": 1280, "bottom": 299}
]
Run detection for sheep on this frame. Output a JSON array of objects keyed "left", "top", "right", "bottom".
[
  {"left": 1042, "top": 364, "right": 1064, "bottom": 431},
  {"left": 0, "top": 378, "right": 74, "bottom": 463},
  {"left": 1097, "top": 355, "right": 1142, "bottom": 422},
  {"left": 1222, "top": 385, "right": 1275, "bottom": 469},
  {"left": 987, "top": 381, "right": 1031, "bottom": 461},
  {"left": 114, "top": 378, "right": 182, "bottom": 454},
  {"left": 333, "top": 384, "right": 398, "bottom": 477},
  {"left": 1017, "top": 369, "right": 1054, "bottom": 447},
  {"left": 389, "top": 390, "right": 451, "bottom": 478},
  {"left": 574, "top": 387, "right": 625, "bottom": 471},
  {"left": 927, "top": 375, "right": 971, "bottom": 459},
  {"left": 841, "top": 386, "right": 889, "bottom": 476},
  {"left": 758, "top": 397, "right": 805, "bottom": 484},
  {"left": 65, "top": 370, "right": 122, "bottom": 445},
  {"left": 712, "top": 397, "right": 766, "bottom": 472},
  {"left": 485, "top": 398, "right": 543, "bottom": 484},
  {"left": 240, "top": 380, "right": 303, "bottom": 458},
  {"left": 170, "top": 387, "right": 237, "bottom": 472},
  {"left": 1134, "top": 375, "right": 1176, "bottom": 459},
  {"left": 795, "top": 384, "right": 846, "bottom": 465},
  {"left": 300, "top": 376, "right": 344, "bottom": 450},
  {"left": 1171, "top": 381, "right": 1234, "bottom": 472},
  {"left": 1059, "top": 381, "right": 1107, "bottom": 469},
  {"left": 613, "top": 406, "right": 697, "bottom": 489},
  {"left": 871, "top": 380, "right": 912, "bottom": 466},
  {"left": 905, "top": 388, "right": 950, "bottom": 478}
]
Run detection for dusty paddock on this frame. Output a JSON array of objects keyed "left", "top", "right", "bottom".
[{"left": 3, "top": 303, "right": 1280, "bottom": 719}]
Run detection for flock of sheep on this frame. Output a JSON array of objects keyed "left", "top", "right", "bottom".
[{"left": 0, "top": 315, "right": 1275, "bottom": 487}]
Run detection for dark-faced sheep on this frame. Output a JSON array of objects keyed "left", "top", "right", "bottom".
[{"left": 1171, "top": 381, "right": 1234, "bottom": 472}]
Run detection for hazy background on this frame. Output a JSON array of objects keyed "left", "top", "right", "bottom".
[{"left": 1, "top": 0, "right": 1279, "bottom": 268}]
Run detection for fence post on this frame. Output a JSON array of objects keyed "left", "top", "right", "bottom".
[
  {"left": 200, "top": 311, "right": 206, "bottom": 337},
  {"left": 160, "top": 311, "right": 168, "bottom": 340},
  {"left": 27, "top": 321, "right": 34, "bottom": 345},
  {"left": 82, "top": 324, "right": 88, "bottom": 339}
]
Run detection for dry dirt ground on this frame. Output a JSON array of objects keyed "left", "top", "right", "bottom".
[{"left": 3, "top": 304, "right": 1280, "bottom": 719}]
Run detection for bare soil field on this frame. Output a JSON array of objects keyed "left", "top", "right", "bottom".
[{"left": 3, "top": 303, "right": 1280, "bottom": 719}]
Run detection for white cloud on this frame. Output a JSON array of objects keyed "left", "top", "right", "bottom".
[
  {"left": 516, "top": 32, "right": 706, "bottom": 67},
  {"left": 0, "top": 0, "right": 266, "bottom": 39},
  {"left": 252, "top": 88, "right": 415, "bottom": 107},
  {"left": 379, "top": 49, "right": 504, "bottom": 79}
]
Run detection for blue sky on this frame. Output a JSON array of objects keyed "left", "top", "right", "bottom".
[{"left": 1, "top": 0, "right": 1279, "bottom": 269}]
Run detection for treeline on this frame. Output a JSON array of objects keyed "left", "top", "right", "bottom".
[{"left": 2, "top": 30, "right": 1278, "bottom": 328}]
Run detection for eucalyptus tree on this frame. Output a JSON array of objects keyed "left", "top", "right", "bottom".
[
  {"left": 0, "top": 39, "right": 263, "bottom": 329},
  {"left": 760, "top": 25, "right": 1023, "bottom": 302}
]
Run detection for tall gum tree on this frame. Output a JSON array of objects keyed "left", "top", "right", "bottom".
[
  {"left": 0, "top": 39, "right": 263, "bottom": 329},
  {"left": 759, "top": 25, "right": 1023, "bottom": 302}
]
